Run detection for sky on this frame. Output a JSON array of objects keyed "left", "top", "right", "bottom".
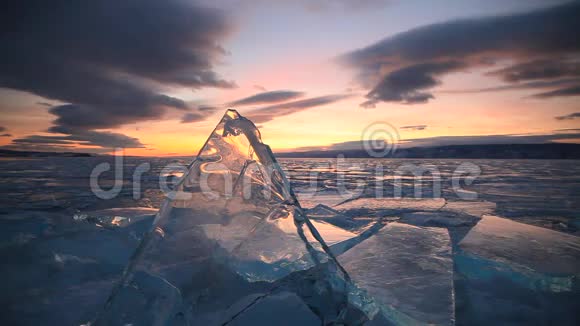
[{"left": 1, "top": 0, "right": 579, "bottom": 156}]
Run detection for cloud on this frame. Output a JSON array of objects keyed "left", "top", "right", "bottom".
[
  {"left": 555, "top": 112, "right": 580, "bottom": 120},
  {"left": 0, "top": 126, "right": 12, "bottom": 137},
  {"left": 555, "top": 128, "right": 580, "bottom": 132},
  {"left": 1, "top": 0, "right": 235, "bottom": 150},
  {"left": 292, "top": 131, "right": 580, "bottom": 152},
  {"left": 488, "top": 58, "right": 580, "bottom": 82},
  {"left": 246, "top": 94, "right": 352, "bottom": 123},
  {"left": 363, "top": 61, "right": 464, "bottom": 107},
  {"left": 300, "top": 0, "right": 391, "bottom": 12},
  {"left": 181, "top": 105, "right": 220, "bottom": 123},
  {"left": 398, "top": 133, "right": 580, "bottom": 148},
  {"left": 441, "top": 78, "right": 580, "bottom": 94},
  {"left": 400, "top": 125, "right": 427, "bottom": 131},
  {"left": 531, "top": 85, "right": 580, "bottom": 98},
  {"left": 214, "top": 0, "right": 391, "bottom": 12},
  {"left": 229, "top": 90, "right": 305, "bottom": 106},
  {"left": 181, "top": 112, "right": 205, "bottom": 123},
  {"left": 341, "top": 1, "right": 580, "bottom": 105},
  {"left": 12, "top": 129, "right": 144, "bottom": 149},
  {"left": 199, "top": 105, "right": 219, "bottom": 112}
]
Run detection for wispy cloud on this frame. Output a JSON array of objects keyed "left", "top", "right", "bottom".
[
  {"left": 441, "top": 78, "right": 580, "bottom": 94},
  {"left": 531, "top": 85, "right": 580, "bottom": 98},
  {"left": 400, "top": 125, "right": 427, "bottom": 131},
  {"left": 253, "top": 85, "right": 267, "bottom": 92},
  {"left": 229, "top": 90, "right": 305, "bottom": 106},
  {"left": 246, "top": 94, "right": 352, "bottom": 123},
  {"left": 11, "top": 130, "right": 144, "bottom": 149},
  {"left": 555, "top": 112, "right": 580, "bottom": 121}
]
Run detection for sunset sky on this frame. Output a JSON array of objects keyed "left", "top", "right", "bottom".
[{"left": 1, "top": 0, "right": 579, "bottom": 156}]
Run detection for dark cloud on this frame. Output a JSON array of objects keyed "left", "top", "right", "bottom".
[
  {"left": 253, "top": 85, "right": 267, "bottom": 92},
  {"left": 2, "top": 143, "right": 109, "bottom": 154},
  {"left": 0, "top": 126, "right": 6, "bottom": 132},
  {"left": 441, "top": 78, "right": 580, "bottom": 94},
  {"left": 181, "top": 112, "right": 205, "bottom": 124},
  {"left": 1, "top": 0, "right": 235, "bottom": 149},
  {"left": 246, "top": 94, "right": 352, "bottom": 123},
  {"left": 400, "top": 125, "right": 427, "bottom": 131},
  {"left": 181, "top": 105, "right": 220, "bottom": 123},
  {"left": 555, "top": 112, "right": 580, "bottom": 120},
  {"left": 363, "top": 61, "right": 464, "bottom": 107},
  {"left": 209, "top": 0, "right": 391, "bottom": 13},
  {"left": 531, "top": 85, "right": 580, "bottom": 98},
  {"left": 36, "top": 102, "right": 54, "bottom": 107},
  {"left": 301, "top": 0, "right": 391, "bottom": 12},
  {"left": 199, "top": 106, "right": 219, "bottom": 112},
  {"left": 1, "top": 134, "right": 11, "bottom": 137},
  {"left": 229, "top": 90, "right": 305, "bottom": 106},
  {"left": 12, "top": 130, "right": 144, "bottom": 149},
  {"left": 342, "top": 2, "right": 580, "bottom": 105},
  {"left": 488, "top": 58, "right": 580, "bottom": 82}
]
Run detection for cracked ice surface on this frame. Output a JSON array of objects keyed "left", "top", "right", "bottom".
[
  {"left": 459, "top": 215, "right": 580, "bottom": 284},
  {"left": 296, "top": 190, "right": 357, "bottom": 209},
  {"left": 455, "top": 215, "right": 580, "bottom": 324},
  {"left": 338, "top": 222, "right": 455, "bottom": 325},
  {"left": 335, "top": 197, "right": 447, "bottom": 216},
  {"left": 400, "top": 211, "right": 480, "bottom": 228},
  {"left": 95, "top": 110, "right": 366, "bottom": 325}
]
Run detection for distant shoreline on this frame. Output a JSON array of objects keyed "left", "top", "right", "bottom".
[
  {"left": 0, "top": 149, "right": 93, "bottom": 158},
  {"left": 1, "top": 143, "right": 579, "bottom": 159},
  {"left": 276, "top": 143, "right": 580, "bottom": 160}
]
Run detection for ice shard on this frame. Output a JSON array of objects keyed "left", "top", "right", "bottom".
[
  {"left": 95, "top": 110, "right": 367, "bottom": 325},
  {"left": 455, "top": 215, "right": 580, "bottom": 324},
  {"left": 338, "top": 222, "right": 455, "bottom": 325},
  {"left": 458, "top": 215, "right": 580, "bottom": 291},
  {"left": 334, "top": 197, "right": 447, "bottom": 217}
]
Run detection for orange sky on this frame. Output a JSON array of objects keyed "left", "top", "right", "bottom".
[{"left": 1, "top": 1, "right": 579, "bottom": 156}]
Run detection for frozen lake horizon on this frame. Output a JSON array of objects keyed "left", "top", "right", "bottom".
[{"left": 1, "top": 156, "right": 579, "bottom": 324}]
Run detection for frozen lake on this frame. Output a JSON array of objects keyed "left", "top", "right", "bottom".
[{"left": 1, "top": 156, "right": 579, "bottom": 324}]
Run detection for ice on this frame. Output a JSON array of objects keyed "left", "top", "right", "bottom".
[
  {"left": 74, "top": 207, "right": 157, "bottom": 229},
  {"left": 458, "top": 215, "right": 580, "bottom": 290},
  {"left": 442, "top": 200, "right": 496, "bottom": 218},
  {"left": 335, "top": 197, "right": 446, "bottom": 217},
  {"left": 306, "top": 204, "right": 358, "bottom": 228},
  {"left": 95, "top": 110, "right": 367, "bottom": 325},
  {"left": 306, "top": 203, "right": 342, "bottom": 218},
  {"left": 400, "top": 211, "right": 480, "bottom": 227},
  {"left": 455, "top": 215, "right": 580, "bottom": 324},
  {"left": 219, "top": 292, "right": 320, "bottom": 325},
  {"left": 0, "top": 209, "right": 154, "bottom": 325},
  {"left": 309, "top": 219, "right": 357, "bottom": 245},
  {"left": 338, "top": 222, "right": 455, "bottom": 325},
  {"left": 296, "top": 190, "right": 356, "bottom": 209}
]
